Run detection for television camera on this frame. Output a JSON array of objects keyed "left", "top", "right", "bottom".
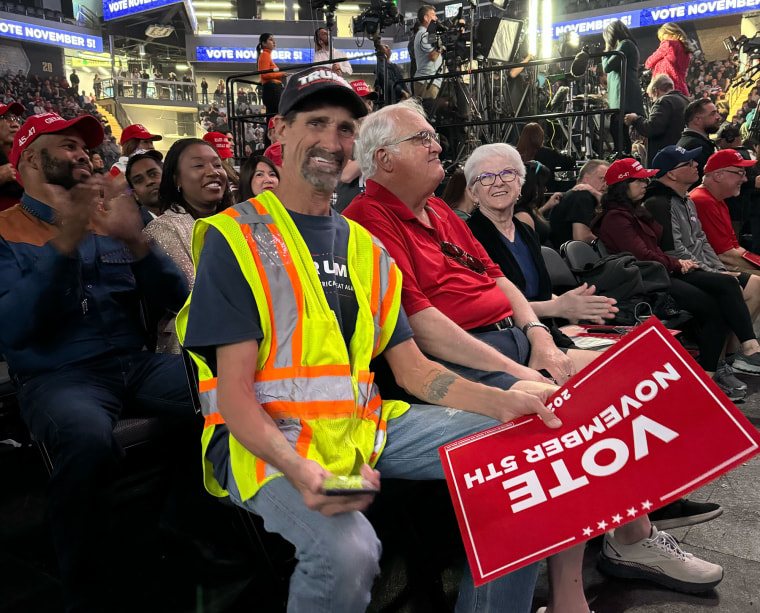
[{"left": 352, "top": 0, "right": 404, "bottom": 37}]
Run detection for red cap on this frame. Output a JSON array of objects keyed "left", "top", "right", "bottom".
[
  {"left": 10, "top": 112, "right": 104, "bottom": 168},
  {"left": 704, "top": 148, "right": 755, "bottom": 174},
  {"left": 202, "top": 131, "right": 233, "bottom": 159},
  {"left": 264, "top": 142, "right": 282, "bottom": 167},
  {"left": 120, "top": 123, "right": 162, "bottom": 145},
  {"left": 350, "top": 79, "right": 378, "bottom": 100},
  {"left": 0, "top": 102, "right": 24, "bottom": 117},
  {"left": 605, "top": 158, "right": 658, "bottom": 186}
]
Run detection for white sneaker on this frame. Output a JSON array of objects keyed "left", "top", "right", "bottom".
[{"left": 599, "top": 527, "right": 723, "bottom": 593}]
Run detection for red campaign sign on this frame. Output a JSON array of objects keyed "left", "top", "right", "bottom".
[{"left": 439, "top": 317, "right": 760, "bottom": 587}]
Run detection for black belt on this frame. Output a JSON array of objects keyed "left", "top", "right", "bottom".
[{"left": 468, "top": 316, "right": 515, "bottom": 334}]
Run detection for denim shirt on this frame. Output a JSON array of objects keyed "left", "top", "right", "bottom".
[{"left": 0, "top": 194, "right": 189, "bottom": 378}]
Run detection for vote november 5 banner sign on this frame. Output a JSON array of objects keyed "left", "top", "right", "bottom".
[{"left": 439, "top": 317, "right": 760, "bottom": 586}]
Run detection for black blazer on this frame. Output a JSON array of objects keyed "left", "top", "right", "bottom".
[{"left": 467, "top": 208, "right": 553, "bottom": 301}]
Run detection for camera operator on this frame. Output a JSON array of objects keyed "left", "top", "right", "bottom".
[{"left": 413, "top": 5, "right": 445, "bottom": 100}]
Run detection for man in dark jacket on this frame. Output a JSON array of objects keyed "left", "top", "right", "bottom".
[
  {"left": 625, "top": 74, "right": 689, "bottom": 166},
  {"left": 0, "top": 113, "right": 194, "bottom": 612},
  {"left": 676, "top": 98, "right": 722, "bottom": 186}
]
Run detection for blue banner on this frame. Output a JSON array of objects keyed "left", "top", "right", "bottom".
[
  {"left": 195, "top": 46, "right": 404, "bottom": 65},
  {"left": 103, "top": 0, "right": 181, "bottom": 20},
  {"left": 0, "top": 17, "right": 102, "bottom": 51},
  {"left": 553, "top": 0, "right": 757, "bottom": 37}
]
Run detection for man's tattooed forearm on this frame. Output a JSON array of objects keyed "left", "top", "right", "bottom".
[{"left": 422, "top": 371, "right": 458, "bottom": 403}]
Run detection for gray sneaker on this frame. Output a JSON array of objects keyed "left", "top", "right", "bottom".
[
  {"left": 731, "top": 349, "right": 760, "bottom": 375},
  {"left": 713, "top": 363, "right": 747, "bottom": 402},
  {"left": 599, "top": 527, "right": 724, "bottom": 593}
]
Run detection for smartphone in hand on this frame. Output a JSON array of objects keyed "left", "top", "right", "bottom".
[{"left": 322, "top": 475, "right": 379, "bottom": 496}]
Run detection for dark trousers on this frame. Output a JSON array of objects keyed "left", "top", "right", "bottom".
[
  {"left": 669, "top": 269, "right": 751, "bottom": 371},
  {"left": 262, "top": 81, "right": 283, "bottom": 147},
  {"left": 682, "top": 269, "right": 754, "bottom": 341},
  {"left": 610, "top": 114, "right": 632, "bottom": 156},
  {"left": 18, "top": 351, "right": 196, "bottom": 613}
]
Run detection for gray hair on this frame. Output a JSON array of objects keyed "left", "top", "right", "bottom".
[
  {"left": 649, "top": 73, "right": 674, "bottom": 96},
  {"left": 463, "top": 143, "right": 526, "bottom": 189},
  {"left": 355, "top": 98, "right": 427, "bottom": 180},
  {"left": 577, "top": 159, "right": 609, "bottom": 183}
]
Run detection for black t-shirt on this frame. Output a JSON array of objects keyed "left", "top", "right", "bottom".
[
  {"left": 549, "top": 190, "right": 597, "bottom": 248},
  {"left": 183, "top": 208, "right": 413, "bottom": 375}
]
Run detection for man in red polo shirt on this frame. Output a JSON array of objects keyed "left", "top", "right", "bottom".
[
  {"left": 691, "top": 149, "right": 758, "bottom": 274},
  {"left": 343, "top": 100, "right": 601, "bottom": 387}
]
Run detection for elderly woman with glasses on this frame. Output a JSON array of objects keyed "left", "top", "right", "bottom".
[
  {"left": 591, "top": 158, "right": 760, "bottom": 400},
  {"left": 465, "top": 143, "right": 617, "bottom": 328}
]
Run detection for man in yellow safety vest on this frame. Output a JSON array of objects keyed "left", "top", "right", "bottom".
[{"left": 177, "top": 66, "right": 562, "bottom": 612}]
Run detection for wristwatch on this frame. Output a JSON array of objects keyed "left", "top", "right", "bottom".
[{"left": 522, "top": 321, "right": 551, "bottom": 336}]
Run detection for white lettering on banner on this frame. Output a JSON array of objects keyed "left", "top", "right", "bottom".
[
  {"left": 464, "top": 456, "right": 518, "bottom": 489},
  {"left": 107, "top": 0, "right": 159, "bottom": 12},
  {"left": 502, "top": 414, "right": 679, "bottom": 513},
  {"left": 554, "top": 14, "right": 633, "bottom": 37},
  {"left": 0, "top": 22, "right": 23, "bottom": 35}
]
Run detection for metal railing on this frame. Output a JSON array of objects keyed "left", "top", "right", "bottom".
[{"left": 98, "top": 78, "right": 197, "bottom": 103}]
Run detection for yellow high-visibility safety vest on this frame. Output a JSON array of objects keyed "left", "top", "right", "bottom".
[{"left": 176, "top": 191, "right": 409, "bottom": 501}]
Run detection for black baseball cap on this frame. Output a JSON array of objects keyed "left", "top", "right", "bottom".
[{"left": 278, "top": 67, "right": 368, "bottom": 119}]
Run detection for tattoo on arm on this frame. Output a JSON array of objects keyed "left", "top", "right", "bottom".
[{"left": 421, "top": 370, "right": 458, "bottom": 403}]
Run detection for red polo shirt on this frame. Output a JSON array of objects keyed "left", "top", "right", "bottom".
[
  {"left": 690, "top": 185, "right": 739, "bottom": 255},
  {"left": 343, "top": 180, "right": 513, "bottom": 330}
]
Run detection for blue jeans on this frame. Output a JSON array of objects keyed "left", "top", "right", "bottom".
[
  {"left": 19, "top": 351, "right": 196, "bottom": 613},
  {"left": 227, "top": 405, "right": 539, "bottom": 613}
]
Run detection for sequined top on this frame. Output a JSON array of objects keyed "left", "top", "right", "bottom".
[{"left": 144, "top": 207, "right": 195, "bottom": 353}]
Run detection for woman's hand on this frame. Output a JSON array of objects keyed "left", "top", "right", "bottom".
[{"left": 678, "top": 259, "right": 699, "bottom": 274}]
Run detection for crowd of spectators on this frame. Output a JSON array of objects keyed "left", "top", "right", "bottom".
[{"left": 0, "top": 69, "right": 120, "bottom": 166}]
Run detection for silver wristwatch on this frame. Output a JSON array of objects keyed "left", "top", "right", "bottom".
[{"left": 522, "top": 321, "right": 551, "bottom": 336}]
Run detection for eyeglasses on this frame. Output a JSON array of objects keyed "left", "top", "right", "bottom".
[
  {"left": 386, "top": 130, "right": 440, "bottom": 148},
  {"left": 720, "top": 169, "right": 746, "bottom": 177},
  {"left": 0, "top": 113, "right": 22, "bottom": 124},
  {"left": 474, "top": 169, "right": 518, "bottom": 186},
  {"left": 673, "top": 160, "right": 696, "bottom": 170},
  {"left": 440, "top": 241, "right": 486, "bottom": 275}
]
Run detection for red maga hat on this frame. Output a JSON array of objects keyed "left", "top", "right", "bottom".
[
  {"left": 120, "top": 123, "right": 162, "bottom": 145},
  {"left": 704, "top": 149, "right": 755, "bottom": 174},
  {"left": 605, "top": 158, "right": 658, "bottom": 186},
  {"left": 10, "top": 112, "right": 103, "bottom": 168}
]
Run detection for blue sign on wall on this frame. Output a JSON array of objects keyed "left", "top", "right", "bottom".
[
  {"left": 0, "top": 17, "right": 102, "bottom": 51},
  {"left": 103, "top": 0, "right": 182, "bottom": 21},
  {"left": 553, "top": 0, "right": 757, "bottom": 37},
  {"left": 195, "top": 46, "right": 405, "bottom": 64}
]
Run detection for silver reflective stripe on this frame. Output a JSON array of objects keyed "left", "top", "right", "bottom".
[
  {"left": 265, "top": 418, "right": 303, "bottom": 479},
  {"left": 357, "top": 381, "right": 380, "bottom": 407},
  {"left": 371, "top": 238, "right": 391, "bottom": 347},
  {"left": 255, "top": 376, "right": 355, "bottom": 404},
  {"left": 200, "top": 388, "right": 218, "bottom": 417},
  {"left": 233, "top": 201, "right": 298, "bottom": 369}
]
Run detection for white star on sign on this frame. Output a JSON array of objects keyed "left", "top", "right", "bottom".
[
  {"left": 612, "top": 514, "right": 623, "bottom": 523},
  {"left": 582, "top": 527, "right": 593, "bottom": 537},
  {"left": 627, "top": 507, "right": 637, "bottom": 517},
  {"left": 642, "top": 500, "right": 653, "bottom": 511},
  {"left": 597, "top": 520, "right": 608, "bottom": 530}
]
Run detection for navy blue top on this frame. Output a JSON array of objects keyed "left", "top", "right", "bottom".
[
  {"left": 0, "top": 194, "right": 189, "bottom": 378},
  {"left": 500, "top": 229, "right": 540, "bottom": 300},
  {"left": 183, "top": 208, "right": 413, "bottom": 375}
]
